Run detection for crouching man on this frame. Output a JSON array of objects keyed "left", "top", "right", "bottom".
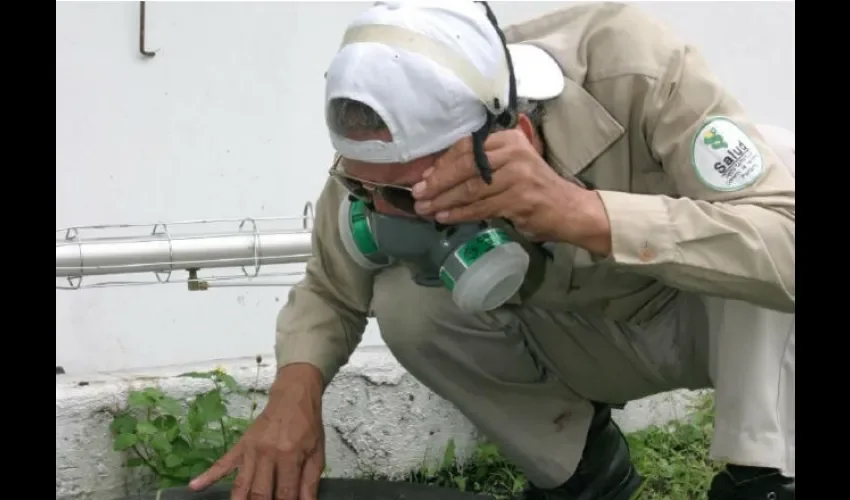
[{"left": 191, "top": 2, "right": 795, "bottom": 499}]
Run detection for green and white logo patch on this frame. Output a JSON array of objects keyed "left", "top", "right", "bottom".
[{"left": 691, "top": 116, "right": 764, "bottom": 191}]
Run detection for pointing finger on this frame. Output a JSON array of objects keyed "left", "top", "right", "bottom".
[{"left": 190, "top": 445, "right": 240, "bottom": 491}]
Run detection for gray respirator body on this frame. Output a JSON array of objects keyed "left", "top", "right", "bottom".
[{"left": 338, "top": 196, "right": 530, "bottom": 313}]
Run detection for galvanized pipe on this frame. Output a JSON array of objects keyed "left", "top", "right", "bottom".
[
  {"left": 56, "top": 204, "right": 316, "bottom": 290},
  {"left": 56, "top": 230, "right": 312, "bottom": 277}
]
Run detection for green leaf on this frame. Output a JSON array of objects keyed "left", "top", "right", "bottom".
[
  {"left": 178, "top": 371, "right": 216, "bottom": 380},
  {"left": 187, "top": 404, "right": 206, "bottom": 432},
  {"left": 151, "top": 433, "right": 173, "bottom": 454},
  {"left": 125, "top": 457, "right": 145, "bottom": 468},
  {"left": 137, "top": 421, "right": 158, "bottom": 436},
  {"left": 128, "top": 391, "right": 156, "bottom": 409},
  {"left": 454, "top": 476, "right": 466, "bottom": 491},
  {"left": 173, "top": 466, "right": 196, "bottom": 480},
  {"left": 199, "top": 429, "right": 225, "bottom": 448},
  {"left": 113, "top": 433, "right": 139, "bottom": 451},
  {"left": 164, "top": 454, "right": 184, "bottom": 468},
  {"left": 110, "top": 413, "right": 138, "bottom": 435},
  {"left": 185, "top": 447, "right": 224, "bottom": 464},
  {"left": 153, "top": 415, "right": 179, "bottom": 431},
  {"left": 188, "top": 461, "right": 211, "bottom": 478},
  {"left": 195, "top": 391, "right": 227, "bottom": 423},
  {"left": 214, "top": 372, "right": 242, "bottom": 393},
  {"left": 165, "top": 425, "right": 181, "bottom": 443},
  {"left": 172, "top": 436, "right": 192, "bottom": 451},
  {"left": 476, "top": 442, "right": 499, "bottom": 459},
  {"left": 157, "top": 397, "right": 184, "bottom": 416},
  {"left": 141, "top": 387, "right": 166, "bottom": 400},
  {"left": 442, "top": 439, "right": 456, "bottom": 469},
  {"left": 159, "top": 476, "right": 187, "bottom": 489}
]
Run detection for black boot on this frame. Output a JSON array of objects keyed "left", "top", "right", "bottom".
[
  {"left": 517, "top": 403, "right": 641, "bottom": 500},
  {"left": 707, "top": 465, "right": 795, "bottom": 500}
]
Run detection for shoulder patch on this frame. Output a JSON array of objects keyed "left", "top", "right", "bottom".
[{"left": 690, "top": 117, "right": 764, "bottom": 191}]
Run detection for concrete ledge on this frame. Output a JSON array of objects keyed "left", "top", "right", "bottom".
[{"left": 56, "top": 346, "right": 705, "bottom": 500}]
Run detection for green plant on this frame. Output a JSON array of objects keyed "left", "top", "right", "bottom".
[
  {"left": 626, "top": 392, "right": 724, "bottom": 499},
  {"left": 110, "top": 366, "right": 719, "bottom": 500},
  {"left": 108, "top": 358, "right": 263, "bottom": 488},
  {"left": 395, "top": 391, "right": 720, "bottom": 500},
  {"left": 387, "top": 439, "right": 526, "bottom": 498}
]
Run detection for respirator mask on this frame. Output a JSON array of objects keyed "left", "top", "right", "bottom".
[
  {"left": 336, "top": 193, "right": 530, "bottom": 313},
  {"left": 328, "top": 2, "right": 544, "bottom": 313}
]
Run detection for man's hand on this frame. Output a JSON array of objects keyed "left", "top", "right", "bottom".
[
  {"left": 411, "top": 131, "right": 612, "bottom": 255},
  {"left": 189, "top": 363, "right": 326, "bottom": 500}
]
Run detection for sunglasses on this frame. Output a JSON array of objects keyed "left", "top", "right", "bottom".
[{"left": 328, "top": 157, "right": 418, "bottom": 215}]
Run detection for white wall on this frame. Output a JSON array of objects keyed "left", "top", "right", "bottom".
[{"left": 56, "top": 1, "right": 795, "bottom": 375}]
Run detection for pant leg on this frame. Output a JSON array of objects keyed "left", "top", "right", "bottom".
[
  {"left": 703, "top": 297, "right": 795, "bottom": 478},
  {"left": 371, "top": 265, "right": 594, "bottom": 489},
  {"left": 706, "top": 123, "right": 795, "bottom": 476}
]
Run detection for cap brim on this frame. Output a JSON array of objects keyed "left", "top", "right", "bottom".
[{"left": 507, "top": 43, "right": 564, "bottom": 101}]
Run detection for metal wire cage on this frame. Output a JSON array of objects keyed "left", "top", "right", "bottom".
[{"left": 56, "top": 201, "right": 316, "bottom": 291}]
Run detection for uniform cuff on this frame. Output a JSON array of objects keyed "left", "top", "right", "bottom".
[
  {"left": 596, "top": 190, "right": 678, "bottom": 266},
  {"left": 275, "top": 332, "right": 342, "bottom": 387}
]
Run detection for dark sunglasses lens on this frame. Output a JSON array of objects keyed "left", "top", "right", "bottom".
[
  {"left": 336, "top": 176, "right": 368, "bottom": 197},
  {"left": 379, "top": 187, "right": 417, "bottom": 214}
]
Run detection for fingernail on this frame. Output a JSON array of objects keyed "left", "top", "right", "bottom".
[
  {"left": 436, "top": 211, "right": 449, "bottom": 222},
  {"left": 412, "top": 181, "right": 426, "bottom": 196},
  {"left": 422, "top": 167, "right": 434, "bottom": 179},
  {"left": 414, "top": 201, "right": 430, "bottom": 213}
]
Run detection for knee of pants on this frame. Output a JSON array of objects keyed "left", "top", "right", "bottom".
[
  {"left": 370, "top": 266, "right": 549, "bottom": 387},
  {"left": 370, "top": 265, "right": 500, "bottom": 355}
]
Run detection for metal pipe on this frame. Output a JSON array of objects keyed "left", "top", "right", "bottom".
[{"left": 56, "top": 230, "right": 312, "bottom": 277}]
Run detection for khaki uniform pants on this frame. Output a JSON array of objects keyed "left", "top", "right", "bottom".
[{"left": 371, "top": 268, "right": 795, "bottom": 489}]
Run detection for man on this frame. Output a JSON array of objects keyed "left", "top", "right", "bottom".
[{"left": 190, "top": 2, "right": 795, "bottom": 499}]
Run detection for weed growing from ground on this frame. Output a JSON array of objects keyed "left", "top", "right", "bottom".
[{"left": 109, "top": 365, "right": 720, "bottom": 499}]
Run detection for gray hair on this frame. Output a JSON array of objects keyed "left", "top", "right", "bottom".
[{"left": 327, "top": 97, "right": 545, "bottom": 138}]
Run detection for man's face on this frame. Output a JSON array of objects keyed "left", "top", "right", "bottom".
[
  {"left": 335, "top": 113, "right": 543, "bottom": 218},
  {"left": 339, "top": 128, "right": 440, "bottom": 217}
]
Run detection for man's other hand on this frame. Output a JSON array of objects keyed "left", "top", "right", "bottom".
[{"left": 411, "top": 130, "right": 612, "bottom": 253}]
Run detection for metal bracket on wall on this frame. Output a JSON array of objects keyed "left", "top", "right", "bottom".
[{"left": 139, "top": 1, "right": 157, "bottom": 58}]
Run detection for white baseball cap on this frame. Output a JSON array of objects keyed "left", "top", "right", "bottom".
[{"left": 325, "top": 1, "right": 565, "bottom": 164}]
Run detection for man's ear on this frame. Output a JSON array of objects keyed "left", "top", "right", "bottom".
[
  {"left": 515, "top": 113, "right": 535, "bottom": 139},
  {"left": 515, "top": 113, "right": 544, "bottom": 154}
]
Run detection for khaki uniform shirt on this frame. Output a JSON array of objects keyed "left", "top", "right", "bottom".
[{"left": 275, "top": 2, "right": 795, "bottom": 383}]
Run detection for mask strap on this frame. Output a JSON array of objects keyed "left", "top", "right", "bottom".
[
  {"left": 473, "top": 1, "right": 518, "bottom": 185},
  {"left": 471, "top": 5, "right": 552, "bottom": 261}
]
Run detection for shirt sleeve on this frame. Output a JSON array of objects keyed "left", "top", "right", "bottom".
[
  {"left": 275, "top": 173, "right": 375, "bottom": 385},
  {"left": 595, "top": 45, "right": 795, "bottom": 313}
]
